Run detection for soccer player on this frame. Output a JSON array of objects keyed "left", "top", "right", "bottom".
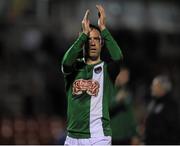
[{"left": 61, "top": 5, "right": 123, "bottom": 145}]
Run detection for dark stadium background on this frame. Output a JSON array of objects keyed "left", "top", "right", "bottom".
[{"left": 0, "top": 0, "right": 180, "bottom": 144}]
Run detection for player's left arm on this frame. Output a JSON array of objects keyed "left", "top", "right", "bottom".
[
  {"left": 96, "top": 5, "right": 123, "bottom": 61},
  {"left": 97, "top": 5, "right": 123, "bottom": 82}
]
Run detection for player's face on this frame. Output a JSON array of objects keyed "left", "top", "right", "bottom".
[{"left": 87, "top": 28, "right": 102, "bottom": 60}]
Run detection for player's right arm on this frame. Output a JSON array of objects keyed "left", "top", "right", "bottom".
[{"left": 61, "top": 10, "right": 90, "bottom": 74}]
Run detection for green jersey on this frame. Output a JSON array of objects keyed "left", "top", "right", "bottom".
[{"left": 61, "top": 28, "right": 123, "bottom": 138}]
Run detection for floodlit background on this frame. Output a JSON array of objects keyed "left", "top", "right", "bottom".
[{"left": 0, "top": 0, "right": 180, "bottom": 144}]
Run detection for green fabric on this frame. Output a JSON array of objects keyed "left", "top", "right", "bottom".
[
  {"left": 66, "top": 63, "right": 93, "bottom": 138},
  {"left": 62, "top": 32, "right": 88, "bottom": 67},
  {"left": 102, "top": 64, "right": 116, "bottom": 136},
  {"left": 62, "top": 29, "right": 123, "bottom": 69},
  {"left": 61, "top": 28, "right": 123, "bottom": 138},
  {"left": 101, "top": 29, "right": 123, "bottom": 60}
]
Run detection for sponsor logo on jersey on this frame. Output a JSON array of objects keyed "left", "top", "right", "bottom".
[{"left": 72, "top": 79, "right": 100, "bottom": 96}]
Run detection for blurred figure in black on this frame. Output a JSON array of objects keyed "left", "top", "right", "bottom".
[{"left": 144, "top": 75, "right": 180, "bottom": 144}]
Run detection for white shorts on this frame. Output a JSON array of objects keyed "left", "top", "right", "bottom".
[{"left": 64, "top": 135, "right": 112, "bottom": 145}]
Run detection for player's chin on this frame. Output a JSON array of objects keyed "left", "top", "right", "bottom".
[
  {"left": 89, "top": 52, "right": 97, "bottom": 57},
  {"left": 89, "top": 54, "right": 99, "bottom": 60}
]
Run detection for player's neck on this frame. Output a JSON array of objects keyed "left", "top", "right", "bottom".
[{"left": 86, "top": 57, "right": 101, "bottom": 65}]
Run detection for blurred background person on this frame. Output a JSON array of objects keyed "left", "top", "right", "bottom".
[
  {"left": 144, "top": 75, "right": 180, "bottom": 144},
  {"left": 110, "top": 67, "right": 141, "bottom": 145}
]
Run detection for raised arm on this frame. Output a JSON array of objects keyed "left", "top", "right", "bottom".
[
  {"left": 96, "top": 5, "right": 123, "bottom": 61},
  {"left": 61, "top": 10, "right": 90, "bottom": 74}
]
